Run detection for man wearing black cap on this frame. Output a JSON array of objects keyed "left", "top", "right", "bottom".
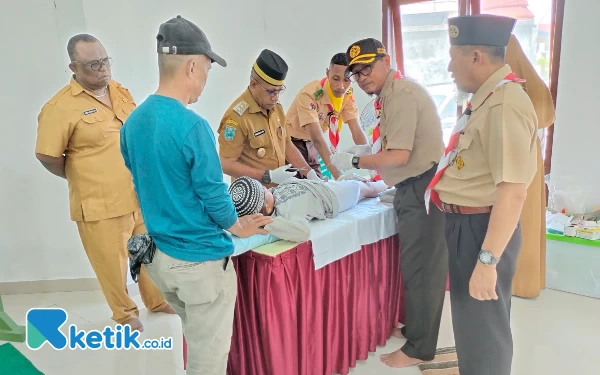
[
  {"left": 331, "top": 38, "right": 447, "bottom": 368},
  {"left": 429, "top": 15, "right": 538, "bottom": 375},
  {"left": 120, "top": 16, "right": 272, "bottom": 375},
  {"left": 218, "top": 49, "right": 316, "bottom": 188}
]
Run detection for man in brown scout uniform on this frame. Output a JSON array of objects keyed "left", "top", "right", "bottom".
[
  {"left": 218, "top": 49, "right": 318, "bottom": 187},
  {"left": 331, "top": 38, "right": 448, "bottom": 369},
  {"left": 35, "top": 34, "right": 173, "bottom": 331},
  {"left": 286, "top": 52, "right": 368, "bottom": 180},
  {"left": 429, "top": 15, "right": 538, "bottom": 375}
]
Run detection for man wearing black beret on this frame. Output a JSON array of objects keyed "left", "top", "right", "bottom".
[{"left": 431, "top": 14, "right": 538, "bottom": 375}]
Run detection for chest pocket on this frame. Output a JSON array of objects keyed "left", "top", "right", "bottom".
[
  {"left": 70, "top": 111, "right": 109, "bottom": 151},
  {"left": 249, "top": 130, "right": 269, "bottom": 149},
  {"left": 457, "top": 129, "right": 474, "bottom": 152},
  {"left": 117, "top": 102, "right": 136, "bottom": 123}
]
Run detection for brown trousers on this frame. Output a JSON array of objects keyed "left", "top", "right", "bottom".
[{"left": 76, "top": 209, "right": 167, "bottom": 323}]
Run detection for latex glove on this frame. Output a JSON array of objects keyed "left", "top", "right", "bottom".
[
  {"left": 306, "top": 169, "right": 323, "bottom": 182},
  {"left": 330, "top": 152, "right": 354, "bottom": 171},
  {"left": 270, "top": 164, "right": 296, "bottom": 184},
  {"left": 344, "top": 144, "right": 373, "bottom": 157}
]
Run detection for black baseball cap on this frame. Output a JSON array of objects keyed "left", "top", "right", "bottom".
[
  {"left": 346, "top": 38, "right": 388, "bottom": 71},
  {"left": 156, "top": 15, "right": 226, "bottom": 67}
]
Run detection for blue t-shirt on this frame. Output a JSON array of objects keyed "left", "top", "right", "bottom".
[{"left": 120, "top": 95, "right": 238, "bottom": 262}]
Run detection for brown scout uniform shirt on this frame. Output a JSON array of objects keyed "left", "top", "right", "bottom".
[
  {"left": 435, "top": 65, "right": 538, "bottom": 207},
  {"left": 286, "top": 79, "right": 359, "bottom": 141},
  {"left": 378, "top": 70, "right": 444, "bottom": 186},
  {"left": 36, "top": 77, "right": 139, "bottom": 222},
  {"left": 217, "top": 88, "right": 289, "bottom": 183}
]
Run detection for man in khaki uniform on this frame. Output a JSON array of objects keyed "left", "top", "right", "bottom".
[
  {"left": 431, "top": 15, "right": 538, "bottom": 375},
  {"left": 35, "top": 34, "right": 172, "bottom": 331},
  {"left": 286, "top": 52, "right": 367, "bottom": 180},
  {"left": 218, "top": 49, "right": 318, "bottom": 187},
  {"left": 331, "top": 38, "right": 447, "bottom": 368}
]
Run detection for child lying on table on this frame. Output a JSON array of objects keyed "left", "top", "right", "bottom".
[{"left": 228, "top": 176, "right": 389, "bottom": 242}]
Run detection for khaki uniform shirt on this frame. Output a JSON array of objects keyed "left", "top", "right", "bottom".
[
  {"left": 286, "top": 79, "right": 359, "bottom": 141},
  {"left": 378, "top": 70, "right": 444, "bottom": 186},
  {"left": 36, "top": 78, "right": 139, "bottom": 222},
  {"left": 218, "top": 88, "right": 289, "bottom": 177},
  {"left": 435, "top": 65, "right": 538, "bottom": 207}
]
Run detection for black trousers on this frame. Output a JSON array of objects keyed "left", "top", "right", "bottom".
[
  {"left": 393, "top": 167, "right": 448, "bottom": 360},
  {"left": 445, "top": 213, "right": 521, "bottom": 375}
]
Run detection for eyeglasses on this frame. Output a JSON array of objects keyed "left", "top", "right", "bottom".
[
  {"left": 73, "top": 57, "right": 113, "bottom": 72},
  {"left": 252, "top": 77, "right": 286, "bottom": 97},
  {"left": 347, "top": 57, "right": 382, "bottom": 83}
]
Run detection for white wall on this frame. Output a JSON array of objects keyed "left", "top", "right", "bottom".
[
  {"left": 549, "top": 0, "right": 600, "bottom": 213},
  {"left": 0, "top": 0, "right": 380, "bottom": 283}
]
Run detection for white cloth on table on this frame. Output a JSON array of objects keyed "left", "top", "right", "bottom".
[{"left": 309, "top": 198, "right": 397, "bottom": 269}]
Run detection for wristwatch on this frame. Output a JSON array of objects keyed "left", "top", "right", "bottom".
[
  {"left": 262, "top": 170, "right": 271, "bottom": 184},
  {"left": 352, "top": 156, "right": 360, "bottom": 169},
  {"left": 478, "top": 250, "right": 500, "bottom": 265}
]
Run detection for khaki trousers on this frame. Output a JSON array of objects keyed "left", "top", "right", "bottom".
[
  {"left": 76, "top": 209, "right": 167, "bottom": 323},
  {"left": 146, "top": 249, "right": 237, "bottom": 375}
]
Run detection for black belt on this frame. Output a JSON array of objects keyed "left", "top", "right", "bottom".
[
  {"left": 394, "top": 164, "right": 437, "bottom": 188},
  {"left": 222, "top": 256, "right": 231, "bottom": 271},
  {"left": 291, "top": 137, "right": 310, "bottom": 142}
]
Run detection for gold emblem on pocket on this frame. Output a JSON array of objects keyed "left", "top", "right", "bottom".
[
  {"left": 456, "top": 155, "right": 464, "bottom": 169},
  {"left": 257, "top": 148, "right": 266, "bottom": 158}
]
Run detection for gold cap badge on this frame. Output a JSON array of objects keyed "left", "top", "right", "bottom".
[{"left": 349, "top": 45, "right": 361, "bottom": 59}]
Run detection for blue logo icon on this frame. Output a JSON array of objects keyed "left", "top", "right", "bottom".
[{"left": 26, "top": 308, "right": 172, "bottom": 350}]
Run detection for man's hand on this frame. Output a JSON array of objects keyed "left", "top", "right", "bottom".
[
  {"left": 344, "top": 144, "right": 372, "bottom": 157},
  {"left": 306, "top": 169, "right": 324, "bottom": 182},
  {"left": 36, "top": 153, "right": 66, "bottom": 179},
  {"left": 270, "top": 164, "right": 297, "bottom": 184},
  {"left": 469, "top": 262, "right": 498, "bottom": 301},
  {"left": 330, "top": 152, "right": 354, "bottom": 171},
  {"left": 234, "top": 213, "right": 273, "bottom": 238}
]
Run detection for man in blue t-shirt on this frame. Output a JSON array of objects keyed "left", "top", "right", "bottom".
[{"left": 120, "top": 15, "right": 272, "bottom": 375}]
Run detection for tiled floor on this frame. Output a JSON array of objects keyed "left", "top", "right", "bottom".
[{"left": 2, "top": 289, "right": 599, "bottom": 375}]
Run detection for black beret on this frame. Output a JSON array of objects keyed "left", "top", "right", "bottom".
[{"left": 448, "top": 15, "right": 516, "bottom": 47}]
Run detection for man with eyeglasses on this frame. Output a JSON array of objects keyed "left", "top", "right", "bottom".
[
  {"left": 330, "top": 38, "right": 447, "bottom": 369},
  {"left": 218, "top": 49, "right": 316, "bottom": 187},
  {"left": 35, "top": 34, "right": 173, "bottom": 331},
  {"left": 285, "top": 52, "right": 368, "bottom": 181}
]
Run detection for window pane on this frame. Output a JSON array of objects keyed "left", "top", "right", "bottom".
[
  {"left": 400, "top": 0, "right": 459, "bottom": 145},
  {"left": 482, "top": 0, "right": 552, "bottom": 84}
]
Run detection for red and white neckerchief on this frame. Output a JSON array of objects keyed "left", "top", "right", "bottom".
[
  {"left": 424, "top": 72, "right": 525, "bottom": 213},
  {"left": 371, "top": 70, "right": 404, "bottom": 181},
  {"left": 319, "top": 78, "right": 344, "bottom": 153}
]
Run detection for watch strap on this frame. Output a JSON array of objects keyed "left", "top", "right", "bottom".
[{"left": 262, "top": 170, "right": 271, "bottom": 184}]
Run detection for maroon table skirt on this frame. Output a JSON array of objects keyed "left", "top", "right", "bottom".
[{"left": 184, "top": 236, "right": 448, "bottom": 375}]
